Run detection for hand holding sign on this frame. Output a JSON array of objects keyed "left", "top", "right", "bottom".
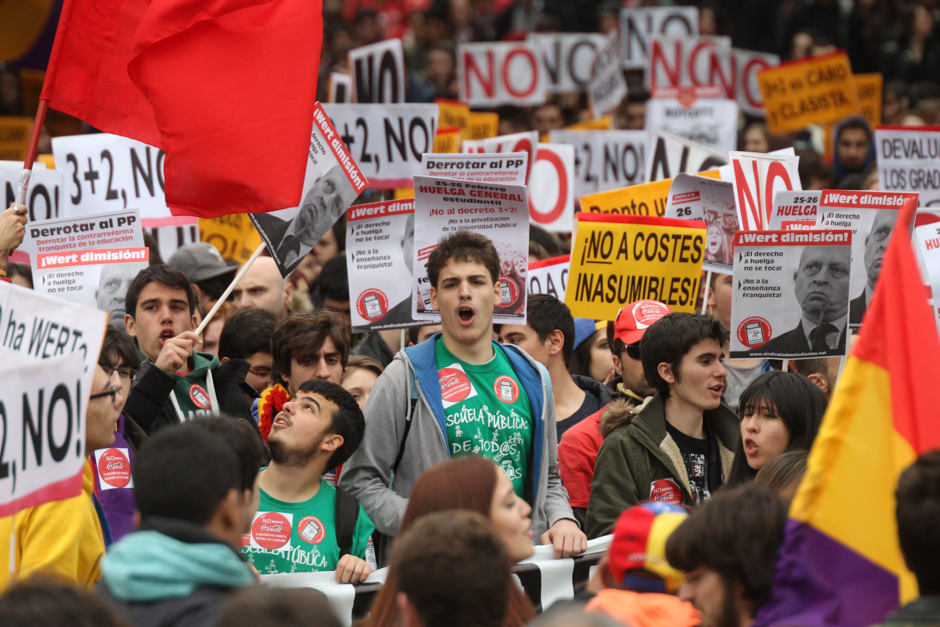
[{"left": 0, "top": 203, "right": 28, "bottom": 268}]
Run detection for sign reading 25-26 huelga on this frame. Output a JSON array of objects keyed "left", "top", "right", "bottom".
[{"left": 565, "top": 213, "right": 706, "bottom": 319}]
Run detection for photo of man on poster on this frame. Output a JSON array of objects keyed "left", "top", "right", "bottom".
[{"left": 850, "top": 209, "right": 899, "bottom": 327}]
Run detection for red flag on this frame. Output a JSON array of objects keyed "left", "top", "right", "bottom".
[{"left": 41, "top": 0, "right": 323, "bottom": 218}]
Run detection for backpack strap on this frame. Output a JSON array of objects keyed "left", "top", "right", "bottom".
[
  {"left": 391, "top": 365, "right": 419, "bottom": 480},
  {"left": 335, "top": 486, "right": 360, "bottom": 558}
]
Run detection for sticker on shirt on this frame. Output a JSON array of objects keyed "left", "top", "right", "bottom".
[
  {"left": 189, "top": 384, "right": 212, "bottom": 409},
  {"left": 439, "top": 363, "right": 478, "bottom": 409},
  {"left": 94, "top": 448, "right": 133, "bottom": 490},
  {"left": 250, "top": 512, "right": 293, "bottom": 551},
  {"left": 493, "top": 375, "right": 520, "bottom": 404},
  {"left": 650, "top": 478, "right": 682, "bottom": 505},
  {"left": 297, "top": 516, "right": 327, "bottom": 545}
]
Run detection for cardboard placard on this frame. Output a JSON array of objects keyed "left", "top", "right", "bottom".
[
  {"left": 529, "top": 33, "right": 606, "bottom": 93},
  {"left": 875, "top": 126, "right": 940, "bottom": 208},
  {"left": 251, "top": 104, "right": 367, "bottom": 277},
  {"left": 527, "top": 254, "right": 569, "bottom": 298},
  {"left": 199, "top": 213, "right": 264, "bottom": 264},
  {"left": 664, "top": 173, "right": 738, "bottom": 274},
  {"left": 620, "top": 7, "right": 699, "bottom": 70},
  {"left": 23, "top": 208, "right": 143, "bottom": 259},
  {"left": 0, "top": 117, "right": 33, "bottom": 161},
  {"left": 814, "top": 189, "right": 918, "bottom": 329},
  {"left": 769, "top": 190, "right": 820, "bottom": 231},
  {"left": 587, "top": 32, "right": 628, "bottom": 118},
  {"left": 433, "top": 127, "right": 462, "bottom": 154},
  {"left": 729, "top": 151, "right": 802, "bottom": 231},
  {"left": 645, "top": 131, "right": 728, "bottom": 183},
  {"left": 854, "top": 73, "right": 882, "bottom": 128},
  {"left": 580, "top": 169, "right": 721, "bottom": 218},
  {"left": 730, "top": 229, "right": 853, "bottom": 359},
  {"left": 458, "top": 42, "right": 547, "bottom": 107},
  {"left": 757, "top": 51, "right": 862, "bottom": 134},
  {"left": 463, "top": 131, "right": 539, "bottom": 184},
  {"left": 644, "top": 98, "right": 738, "bottom": 157},
  {"left": 529, "top": 144, "right": 576, "bottom": 233},
  {"left": 547, "top": 129, "right": 647, "bottom": 197},
  {"left": 467, "top": 112, "right": 500, "bottom": 140},
  {"left": 913, "top": 222, "right": 940, "bottom": 338},
  {"left": 143, "top": 217, "right": 199, "bottom": 262},
  {"left": 328, "top": 73, "right": 352, "bottom": 104},
  {"left": 349, "top": 39, "right": 406, "bottom": 104},
  {"left": 565, "top": 213, "right": 705, "bottom": 318},
  {"left": 436, "top": 100, "right": 471, "bottom": 135},
  {"left": 412, "top": 175, "right": 529, "bottom": 323},
  {"left": 0, "top": 160, "right": 65, "bottom": 221},
  {"left": 347, "top": 200, "right": 420, "bottom": 332},
  {"left": 322, "top": 103, "right": 439, "bottom": 189},
  {"left": 421, "top": 152, "right": 527, "bottom": 185}
]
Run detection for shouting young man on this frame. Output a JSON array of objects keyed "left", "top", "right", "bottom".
[{"left": 340, "top": 231, "right": 585, "bottom": 559}]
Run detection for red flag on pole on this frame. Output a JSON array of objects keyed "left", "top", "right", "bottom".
[{"left": 40, "top": 0, "right": 323, "bottom": 218}]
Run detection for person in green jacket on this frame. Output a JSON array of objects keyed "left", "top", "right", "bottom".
[{"left": 587, "top": 313, "right": 740, "bottom": 539}]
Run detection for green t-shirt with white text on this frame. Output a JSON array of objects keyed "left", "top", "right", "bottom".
[{"left": 435, "top": 338, "right": 533, "bottom": 499}]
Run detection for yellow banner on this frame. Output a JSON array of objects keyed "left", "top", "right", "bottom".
[
  {"left": 564, "top": 116, "right": 613, "bottom": 131},
  {"left": 565, "top": 213, "right": 705, "bottom": 317},
  {"left": 200, "top": 213, "right": 263, "bottom": 264},
  {"left": 0, "top": 116, "right": 32, "bottom": 161},
  {"left": 467, "top": 112, "right": 499, "bottom": 140},
  {"left": 436, "top": 100, "right": 470, "bottom": 135},
  {"left": 854, "top": 73, "right": 882, "bottom": 128},
  {"left": 758, "top": 51, "right": 862, "bottom": 134},
  {"left": 580, "top": 171, "right": 721, "bottom": 218},
  {"left": 433, "top": 127, "right": 462, "bottom": 153},
  {"left": 394, "top": 187, "right": 415, "bottom": 199}
]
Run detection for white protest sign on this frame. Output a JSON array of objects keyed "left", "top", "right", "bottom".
[
  {"left": 876, "top": 126, "right": 940, "bottom": 208},
  {"left": 0, "top": 161, "right": 64, "bottom": 221},
  {"left": 730, "top": 229, "right": 853, "bottom": 360},
  {"left": 346, "top": 200, "right": 419, "bottom": 332},
  {"left": 34, "top": 247, "right": 149, "bottom": 329},
  {"left": 23, "top": 209, "right": 143, "bottom": 259},
  {"left": 645, "top": 98, "right": 738, "bottom": 156},
  {"left": 348, "top": 39, "right": 405, "bottom": 104},
  {"left": 769, "top": 190, "right": 820, "bottom": 231},
  {"left": 620, "top": 7, "right": 699, "bottom": 70},
  {"left": 143, "top": 217, "right": 199, "bottom": 262},
  {"left": 729, "top": 151, "right": 801, "bottom": 231},
  {"left": 646, "top": 131, "right": 729, "bottom": 183},
  {"left": 529, "top": 33, "right": 606, "bottom": 93},
  {"left": 328, "top": 73, "right": 352, "bottom": 104},
  {"left": 323, "top": 103, "right": 439, "bottom": 189},
  {"left": 52, "top": 134, "right": 169, "bottom": 219},
  {"left": 547, "top": 129, "right": 647, "bottom": 197},
  {"left": 252, "top": 103, "right": 368, "bottom": 277},
  {"left": 421, "top": 152, "right": 527, "bottom": 185},
  {"left": 412, "top": 175, "right": 529, "bottom": 323},
  {"left": 527, "top": 254, "right": 569, "bottom": 299},
  {"left": 814, "top": 190, "right": 918, "bottom": 330},
  {"left": 648, "top": 37, "right": 778, "bottom": 116},
  {"left": 914, "top": 223, "right": 940, "bottom": 337},
  {"left": 458, "top": 42, "right": 547, "bottom": 107},
  {"left": 664, "top": 174, "right": 738, "bottom": 274},
  {"left": 529, "top": 144, "right": 575, "bottom": 233},
  {"left": 463, "top": 131, "right": 539, "bottom": 184},
  {"left": 587, "top": 32, "right": 628, "bottom": 118}
]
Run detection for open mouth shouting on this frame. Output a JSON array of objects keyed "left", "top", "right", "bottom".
[
  {"left": 272, "top": 413, "right": 291, "bottom": 430},
  {"left": 158, "top": 328, "right": 175, "bottom": 347},
  {"left": 708, "top": 382, "right": 725, "bottom": 398},
  {"left": 744, "top": 437, "right": 759, "bottom": 456},
  {"left": 457, "top": 305, "right": 476, "bottom": 327}
]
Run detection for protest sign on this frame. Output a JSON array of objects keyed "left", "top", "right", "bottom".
[
  {"left": 587, "top": 32, "right": 628, "bottom": 118},
  {"left": 421, "top": 152, "right": 527, "bottom": 185},
  {"left": 458, "top": 42, "right": 547, "bottom": 107},
  {"left": 855, "top": 73, "right": 882, "bottom": 128},
  {"left": 565, "top": 213, "right": 705, "bottom": 318},
  {"left": 323, "top": 103, "right": 439, "bottom": 189},
  {"left": 644, "top": 98, "right": 738, "bottom": 156},
  {"left": 547, "top": 129, "right": 647, "bottom": 198},
  {"left": 528, "top": 255, "right": 570, "bottom": 298},
  {"left": 328, "top": 73, "right": 352, "bottom": 104},
  {"left": 664, "top": 174, "right": 738, "bottom": 273},
  {"left": 143, "top": 217, "right": 199, "bottom": 262},
  {"left": 565, "top": 116, "right": 614, "bottom": 131},
  {"left": 645, "top": 131, "right": 729, "bottom": 183},
  {"left": 620, "top": 7, "right": 699, "bottom": 70},
  {"left": 463, "top": 130, "right": 538, "bottom": 184},
  {"left": 348, "top": 39, "right": 405, "bottom": 104},
  {"left": 529, "top": 144, "right": 575, "bottom": 232},
  {"left": 52, "top": 133, "right": 170, "bottom": 219},
  {"left": 729, "top": 151, "right": 802, "bottom": 231},
  {"left": 199, "top": 213, "right": 264, "bottom": 264},
  {"left": 875, "top": 126, "right": 940, "bottom": 208},
  {"left": 913, "top": 223, "right": 940, "bottom": 337},
  {"left": 346, "top": 200, "right": 419, "bottom": 332},
  {"left": 529, "top": 33, "right": 605, "bottom": 93},
  {"left": 436, "top": 100, "right": 470, "bottom": 135},
  {"left": 35, "top": 247, "right": 149, "bottom": 328},
  {"left": 580, "top": 169, "right": 722, "bottom": 217},
  {"left": 467, "top": 112, "right": 499, "bottom": 140},
  {"left": 769, "top": 190, "right": 820, "bottom": 231},
  {"left": 814, "top": 189, "right": 918, "bottom": 329},
  {"left": 730, "top": 229, "right": 853, "bottom": 359},
  {"left": 252, "top": 104, "right": 367, "bottom": 277},
  {"left": 0, "top": 282, "right": 107, "bottom": 517},
  {"left": 0, "top": 160, "right": 64, "bottom": 221},
  {"left": 412, "top": 175, "right": 529, "bottom": 323},
  {"left": 432, "top": 128, "right": 462, "bottom": 154},
  {"left": 757, "top": 51, "right": 862, "bottom": 134},
  {"left": 22, "top": 208, "right": 143, "bottom": 260},
  {"left": 0, "top": 116, "right": 32, "bottom": 160},
  {"left": 648, "top": 38, "right": 778, "bottom": 116}
]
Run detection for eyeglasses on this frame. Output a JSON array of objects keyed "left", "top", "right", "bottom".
[
  {"left": 89, "top": 383, "right": 118, "bottom": 403},
  {"left": 103, "top": 366, "right": 137, "bottom": 380},
  {"left": 249, "top": 367, "right": 273, "bottom": 378},
  {"left": 624, "top": 343, "right": 641, "bottom": 361}
]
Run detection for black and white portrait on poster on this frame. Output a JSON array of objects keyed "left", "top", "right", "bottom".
[{"left": 664, "top": 173, "right": 737, "bottom": 274}]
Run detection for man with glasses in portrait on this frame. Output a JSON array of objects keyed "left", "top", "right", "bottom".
[{"left": 850, "top": 209, "right": 899, "bottom": 329}]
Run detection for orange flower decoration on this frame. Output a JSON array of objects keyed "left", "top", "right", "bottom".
[{"left": 257, "top": 384, "right": 291, "bottom": 442}]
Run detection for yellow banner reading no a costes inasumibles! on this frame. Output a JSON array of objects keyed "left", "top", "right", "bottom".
[{"left": 565, "top": 213, "right": 706, "bottom": 319}]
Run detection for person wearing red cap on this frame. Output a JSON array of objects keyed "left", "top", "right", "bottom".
[{"left": 557, "top": 300, "right": 672, "bottom": 527}]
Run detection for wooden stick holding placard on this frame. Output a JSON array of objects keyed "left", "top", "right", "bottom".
[
  {"left": 195, "top": 242, "right": 267, "bottom": 336},
  {"left": 14, "top": 99, "right": 49, "bottom": 207},
  {"left": 701, "top": 271, "right": 711, "bottom": 315}
]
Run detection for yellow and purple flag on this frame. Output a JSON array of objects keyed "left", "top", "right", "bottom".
[{"left": 754, "top": 201, "right": 940, "bottom": 627}]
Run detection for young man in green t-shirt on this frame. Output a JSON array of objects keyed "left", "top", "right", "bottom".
[{"left": 242, "top": 379, "right": 374, "bottom": 582}]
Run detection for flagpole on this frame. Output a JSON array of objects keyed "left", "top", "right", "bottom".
[
  {"left": 195, "top": 242, "right": 267, "bottom": 336},
  {"left": 15, "top": 99, "right": 50, "bottom": 206},
  {"left": 700, "top": 271, "right": 711, "bottom": 315}
]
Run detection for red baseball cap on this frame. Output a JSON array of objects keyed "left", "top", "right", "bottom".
[{"left": 613, "top": 300, "right": 672, "bottom": 346}]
